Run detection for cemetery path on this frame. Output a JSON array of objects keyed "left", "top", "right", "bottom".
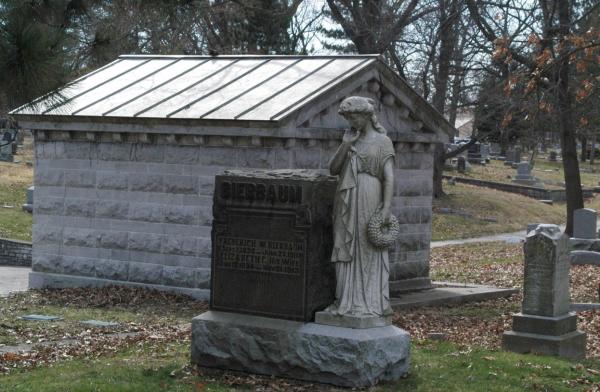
[
  {"left": 431, "top": 230, "right": 527, "bottom": 248},
  {"left": 0, "top": 266, "right": 30, "bottom": 296},
  {"left": 431, "top": 219, "right": 600, "bottom": 248}
]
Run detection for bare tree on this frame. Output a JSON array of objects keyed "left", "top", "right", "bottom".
[{"left": 467, "top": 0, "right": 600, "bottom": 235}]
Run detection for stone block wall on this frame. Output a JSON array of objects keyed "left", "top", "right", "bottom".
[
  {"left": 389, "top": 142, "right": 434, "bottom": 294},
  {"left": 0, "top": 238, "right": 32, "bottom": 267},
  {"left": 32, "top": 131, "right": 434, "bottom": 298}
]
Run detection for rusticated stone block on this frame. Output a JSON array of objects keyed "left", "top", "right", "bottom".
[
  {"left": 33, "top": 226, "right": 63, "bottom": 245},
  {"left": 164, "top": 175, "right": 198, "bottom": 194},
  {"left": 98, "top": 143, "right": 131, "bottom": 161},
  {"left": 60, "top": 256, "right": 95, "bottom": 277},
  {"left": 64, "top": 198, "right": 95, "bottom": 217},
  {"left": 96, "top": 172, "right": 129, "bottom": 190},
  {"left": 128, "top": 261, "right": 162, "bottom": 284},
  {"left": 128, "top": 233, "right": 163, "bottom": 253},
  {"left": 198, "top": 147, "right": 237, "bottom": 166},
  {"left": 129, "top": 203, "right": 163, "bottom": 223},
  {"left": 33, "top": 195, "right": 64, "bottom": 215},
  {"left": 134, "top": 144, "right": 164, "bottom": 162},
  {"left": 32, "top": 253, "right": 60, "bottom": 273},
  {"left": 63, "top": 228, "right": 98, "bottom": 248},
  {"left": 64, "top": 171, "right": 96, "bottom": 188},
  {"left": 164, "top": 205, "right": 197, "bottom": 225},
  {"left": 191, "top": 311, "right": 410, "bottom": 388},
  {"left": 96, "top": 201, "right": 129, "bottom": 219},
  {"left": 163, "top": 237, "right": 197, "bottom": 256},
  {"left": 98, "top": 231, "right": 129, "bottom": 249},
  {"left": 95, "top": 259, "right": 129, "bottom": 281},
  {"left": 162, "top": 266, "right": 196, "bottom": 288},
  {"left": 237, "top": 148, "right": 275, "bottom": 168},
  {"left": 194, "top": 268, "right": 211, "bottom": 289},
  {"left": 129, "top": 174, "right": 164, "bottom": 192},
  {"left": 36, "top": 170, "right": 64, "bottom": 186},
  {"left": 165, "top": 145, "right": 198, "bottom": 164}
]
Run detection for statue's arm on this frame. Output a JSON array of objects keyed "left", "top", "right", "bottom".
[
  {"left": 380, "top": 159, "right": 394, "bottom": 222},
  {"left": 330, "top": 129, "right": 361, "bottom": 175},
  {"left": 329, "top": 142, "right": 352, "bottom": 175}
]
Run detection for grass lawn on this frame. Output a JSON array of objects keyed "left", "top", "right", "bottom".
[
  {"left": 0, "top": 136, "right": 33, "bottom": 241},
  {"left": 432, "top": 182, "right": 600, "bottom": 241},
  {"left": 458, "top": 157, "right": 600, "bottom": 189},
  {"left": 1, "top": 242, "right": 598, "bottom": 391},
  {"left": 1, "top": 339, "right": 598, "bottom": 392}
]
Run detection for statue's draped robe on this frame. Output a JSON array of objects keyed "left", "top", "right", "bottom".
[{"left": 329, "top": 133, "right": 395, "bottom": 317}]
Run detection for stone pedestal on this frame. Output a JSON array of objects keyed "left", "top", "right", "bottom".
[
  {"left": 314, "top": 311, "right": 392, "bottom": 329},
  {"left": 191, "top": 311, "right": 410, "bottom": 388},
  {"left": 502, "top": 313, "right": 586, "bottom": 360},
  {"left": 502, "top": 224, "right": 586, "bottom": 359}
]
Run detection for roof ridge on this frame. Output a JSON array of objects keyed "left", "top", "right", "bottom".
[{"left": 118, "top": 54, "right": 382, "bottom": 59}]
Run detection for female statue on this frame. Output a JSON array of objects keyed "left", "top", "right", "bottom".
[{"left": 325, "top": 96, "right": 395, "bottom": 320}]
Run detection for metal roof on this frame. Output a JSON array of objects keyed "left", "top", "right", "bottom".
[{"left": 11, "top": 55, "right": 379, "bottom": 123}]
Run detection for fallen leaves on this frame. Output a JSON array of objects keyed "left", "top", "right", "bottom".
[{"left": 418, "top": 242, "right": 600, "bottom": 358}]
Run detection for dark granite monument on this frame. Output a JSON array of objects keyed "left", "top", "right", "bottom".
[{"left": 210, "top": 169, "right": 336, "bottom": 321}]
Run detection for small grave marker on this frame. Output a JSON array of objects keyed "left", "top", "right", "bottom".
[
  {"left": 20, "top": 314, "right": 63, "bottom": 321},
  {"left": 80, "top": 320, "right": 119, "bottom": 328}
]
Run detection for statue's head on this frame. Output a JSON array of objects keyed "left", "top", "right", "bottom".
[
  {"left": 338, "top": 96, "right": 386, "bottom": 134},
  {"left": 338, "top": 96, "right": 376, "bottom": 116}
]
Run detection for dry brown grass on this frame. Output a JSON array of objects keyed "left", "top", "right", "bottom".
[{"left": 433, "top": 182, "right": 600, "bottom": 240}]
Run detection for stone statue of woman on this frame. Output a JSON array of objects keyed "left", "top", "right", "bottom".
[{"left": 317, "top": 96, "right": 396, "bottom": 328}]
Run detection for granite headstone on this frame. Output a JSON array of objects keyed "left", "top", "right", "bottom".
[
  {"left": 512, "top": 162, "right": 541, "bottom": 187},
  {"left": 573, "top": 208, "right": 597, "bottom": 240},
  {"left": 457, "top": 156, "right": 466, "bottom": 173},
  {"left": 503, "top": 224, "right": 587, "bottom": 359},
  {"left": 22, "top": 185, "right": 34, "bottom": 213}
]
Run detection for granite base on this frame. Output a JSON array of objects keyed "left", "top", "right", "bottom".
[
  {"left": 191, "top": 311, "right": 410, "bottom": 388},
  {"left": 314, "top": 311, "right": 392, "bottom": 329},
  {"left": 502, "top": 312, "right": 587, "bottom": 359}
]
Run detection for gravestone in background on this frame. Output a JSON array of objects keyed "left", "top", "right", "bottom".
[
  {"left": 467, "top": 143, "right": 483, "bottom": 164},
  {"left": 0, "top": 131, "right": 13, "bottom": 162},
  {"left": 457, "top": 156, "right": 466, "bottom": 173},
  {"left": 503, "top": 224, "right": 586, "bottom": 359},
  {"left": 490, "top": 143, "right": 501, "bottom": 156},
  {"left": 549, "top": 151, "right": 558, "bottom": 162},
  {"left": 480, "top": 143, "right": 491, "bottom": 162},
  {"left": 512, "top": 162, "right": 542, "bottom": 187},
  {"left": 573, "top": 208, "right": 597, "bottom": 240},
  {"left": 210, "top": 169, "right": 336, "bottom": 321},
  {"left": 22, "top": 186, "right": 34, "bottom": 213},
  {"left": 514, "top": 148, "right": 522, "bottom": 163},
  {"left": 504, "top": 148, "right": 515, "bottom": 166}
]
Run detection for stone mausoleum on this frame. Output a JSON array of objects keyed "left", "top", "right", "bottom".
[{"left": 10, "top": 55, "right": 453, "bottom": 299}]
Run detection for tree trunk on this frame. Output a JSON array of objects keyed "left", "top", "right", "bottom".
[
  {"left": 431, "top": 0, "right": 460, "bottom": 198},
  {"left": 433, "top": 143, "right": 446, "bottom": 198},
  {"left": 590, "top": 135, "right": 596, "bottom": 165},
  {"left": 557, "top": 0, "right": 583, "bottom": 236},
  {"left": 581, "top": 136, "right": 587, "bottom": 162}
]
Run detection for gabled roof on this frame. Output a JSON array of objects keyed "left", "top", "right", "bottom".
[
  {"left": 10, "top": 54, "right": 455, "bottom": 139},
  {"left": 11, "top": 55, "right": 376, "bottom": 121}
]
